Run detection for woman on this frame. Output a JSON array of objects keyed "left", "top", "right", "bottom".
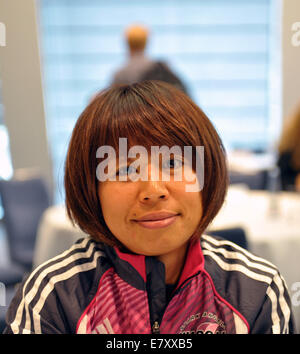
[
  {"left": 4, "top": 81, "right": 295, "bottom": 334},
  {"left": 278, "top": 102, "right": 300, "bottom": 191}
]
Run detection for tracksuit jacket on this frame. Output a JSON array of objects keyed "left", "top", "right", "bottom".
[{"left": 3, "top": 234, "right": 296, "bottom": 334}]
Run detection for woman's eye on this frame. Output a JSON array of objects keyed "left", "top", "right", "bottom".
[
  {"left": 163, "top": 158, "right": 182, "bottom": 169},
  {"left": 117, "top": 165, "right": 137, "bottom": 176}
]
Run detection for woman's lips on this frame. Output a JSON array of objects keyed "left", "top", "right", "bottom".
[{"left": 134, "top": 215, "right": 179, "bottom": 229}]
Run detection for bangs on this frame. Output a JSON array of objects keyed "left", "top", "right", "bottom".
[{"left": 99, "top": 84, "right": 197, "bottom": 156}]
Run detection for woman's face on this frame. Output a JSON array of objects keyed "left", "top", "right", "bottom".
[{"left": 97, "top": 153, "right": 203, "bottom": 258}]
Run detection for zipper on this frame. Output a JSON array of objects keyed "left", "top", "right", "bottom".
[
  {"left": 150, "top": 272, "right": 202, "bottom": 334},
  {"left": 152, "top": 320, "right": 160, "bottom": 334}
]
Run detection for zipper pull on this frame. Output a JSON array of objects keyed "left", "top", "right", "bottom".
[{"left": 152, "top": 321, "right": 160, "bottom": 334}]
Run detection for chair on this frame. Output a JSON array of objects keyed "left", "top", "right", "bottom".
[
  {"left": 0, "top": 176, "right": 51, "bottom": 332},
  {"left": 229, "top": 170, "right": 268, "bottom": 190},
  {"left": 0, "top": 285, "right": 17, "bottom": 333},
  {"left": 0, "top": 176, "right": 51, "bottom": 283},
  {"left": 206, "top": 227, "right": 249, "bottom": 250}
]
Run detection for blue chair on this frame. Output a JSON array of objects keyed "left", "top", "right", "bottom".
[
  {"left": 0, "top": 176, "right": 51, "bottom": 283},
  {"left": 229, "top": 170, "right": 268, "bottom": 190},
  {"left": 0, "top": 285, "right": 17, "bottom": 333},
  {"left": 206, "top": 227, "right": 249, "bottom": 250},
  {"left": 0, "top": 177, "right": 51, "bottom": 270},
  {"left": 0, "top": 176, "right": 51, "bottom": 332}
]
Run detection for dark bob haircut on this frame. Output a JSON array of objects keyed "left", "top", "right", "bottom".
[{"left": 64, "top": 80, "right": 228, "bottom": 247}]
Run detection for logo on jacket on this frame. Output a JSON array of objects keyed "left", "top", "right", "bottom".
[
  {"left": 92, "top": 317, "right": 115, "bottom": 334},
  {"left": 180, "top": 312, "right": 226, "bottom": 334},
  {"left": 195, "top": 322, "right": 221, "bottom": 334}
]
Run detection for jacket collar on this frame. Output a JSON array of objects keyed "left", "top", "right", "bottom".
[
  {"left": 115, "top": 247, "right": 147, "bottom": 282},
  {"left": 113, "top": 238, "right": 205, "bottom": 288},
  {"left": 175, "top": 238, "right": 204, "bottom": 289}
]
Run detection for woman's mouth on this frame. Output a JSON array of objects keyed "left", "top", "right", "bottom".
[{"left": 133, "top": 213, "right": 180, "bottom": 229}]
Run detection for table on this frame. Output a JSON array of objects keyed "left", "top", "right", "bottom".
[
  {"left": 227, "top": 150, "right": 276, "bottom": 174},
  {"left": 209, "top": 185, "right": 300, "bottom": 280}
]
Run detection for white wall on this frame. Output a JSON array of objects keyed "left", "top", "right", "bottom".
[
  {"left": 282, "top": 0, "right": 300, "bottom": 122},
  {"left": 0, "top": 0, "right": 53, "bottom": 195}
]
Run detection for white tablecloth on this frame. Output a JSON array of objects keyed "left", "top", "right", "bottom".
[
  {"left": 34, "top": 186, "right": 300, "bottom": 332},
  {"left": 209, "top": 185, "right": 300, "bottom": 281},
  {"left": 227, "top": 150, "right": 276, "bottom": 174},
  {"left": 33, "top": 205, "right": 86, "bottom": 268}
]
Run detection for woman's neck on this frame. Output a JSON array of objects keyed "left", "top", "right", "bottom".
[{"left": 157, "top": 242, "right": 189, "bottom": 285}]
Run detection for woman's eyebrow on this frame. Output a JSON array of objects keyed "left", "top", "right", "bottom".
[{"left": 116, "top": 157, "right": 142, "bottom": 166}]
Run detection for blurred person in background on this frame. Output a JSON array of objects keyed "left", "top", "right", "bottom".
[
  {"left": 111, "top": 24, "right": 188, "bottom": 94},
  {"left": 277, "top": 102, "right": 300, "bottom": 191}
]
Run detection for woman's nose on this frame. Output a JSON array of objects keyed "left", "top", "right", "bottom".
[
  {"left": 139, "top": 181, "right": 169, "bottom": 203},
  {"left": 138, "top": 163, "right": 169, "bottom": 203}
]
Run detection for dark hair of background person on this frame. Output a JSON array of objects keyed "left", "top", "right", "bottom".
[
  {"left": 277, "top": 102, "right": 300, "bottom": 190},
  {"left": 64, "top": 80, "right": 228, "bottom": 248}
]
